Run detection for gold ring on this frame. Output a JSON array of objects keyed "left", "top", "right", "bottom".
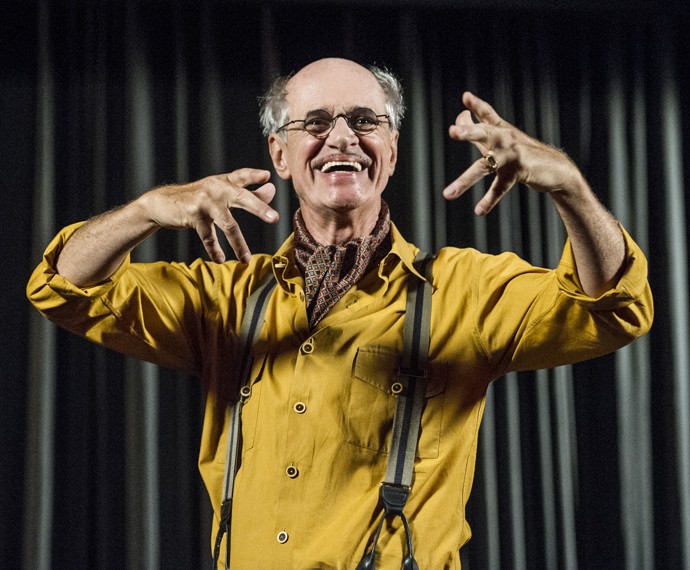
[{"left": 484, "top": 153, "right": 498, "bottom": 173}]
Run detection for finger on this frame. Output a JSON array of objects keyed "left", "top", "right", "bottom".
[
  {"left": 231, "top": 182, "right": 279, "bottom": 223},
  {"left": 448, "top": 108, "right": 494, "bottom": 154},
  {"left": 443, "top": 156, "right": 495, "bottom": 200},
  {"left": 462, "top": 91, "right": 505, "bottom": 127},
  {"left": 474, "top": 174, "right": 518, "bottom": 216},
  {"left": 251, "top": 183, "right": 280, "bottom": 224},
  {"left": 226, "top": 168, "right": 272, "bottom": 188},
  {"left": 210, "top": 207, "right": 252, "bottom": 263},
  {"left": 253, "top": 182, "right": 276, "bottom": 205},
  {"left": 448, "top": 123, "right": 490, "bottom": 156},
  {"left": 195, "top": 220, "right": 227, "bottom": 264}
]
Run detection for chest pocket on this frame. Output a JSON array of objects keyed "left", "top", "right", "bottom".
[{"left": 347, "top": 345, "right": 447, "bottom": 459}]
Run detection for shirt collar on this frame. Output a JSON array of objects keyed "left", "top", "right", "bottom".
[
  {"left": 271, "top": 221, "right": 426, "bottom": 293},
  {"left": 382, "top": 223, "right": 426, "bottom": 281}
]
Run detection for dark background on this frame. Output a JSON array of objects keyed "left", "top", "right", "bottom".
[{"left": 2, "top": 1, "right": 689, "bottom": 568}]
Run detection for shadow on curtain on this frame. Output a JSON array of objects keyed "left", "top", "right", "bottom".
[{"left": 2, "top": 1, "right": 688, "bottom": 569}]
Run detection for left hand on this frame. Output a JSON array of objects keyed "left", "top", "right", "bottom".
[{"left": 443, "top": 91, "right": 585, "bottom": 215}]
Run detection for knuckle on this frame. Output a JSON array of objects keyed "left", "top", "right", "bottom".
[
  {"left": 231, "top": 185, "right": 244, "bottom": 205},
  {"left": 219, "top": 217, "right": 239, "bottom": 236},
  {"left": 228, "top": 168, "right": 250, "bottom": 185},
  {"left": 185, "top": 197, "right": 208, "bottom": 221},
  {"left": 201, "top": 235, "right": 217, "bottom": 248}
]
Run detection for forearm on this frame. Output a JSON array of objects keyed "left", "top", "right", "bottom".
[
  {"left": 549, "top": 177, "right": 625, "bottom": 298},
  {"left": 56, "top": 196, "right": 159, "bottom": 287}
]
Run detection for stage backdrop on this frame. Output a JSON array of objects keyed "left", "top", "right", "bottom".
[{"left": 2, "top": 1, "right": 689, "bottom": 569}]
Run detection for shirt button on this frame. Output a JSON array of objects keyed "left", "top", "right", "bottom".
[
  {"left": 285, "top": 465, "right": 299, "bottom": 478},
  {"left": 293, "top": 402, "right": 307, "bottom": 414},
  {"left": 277, "top": 531, "right": 289, "bottom": 544},
  {"left": 301, "top": 341, "right": 314, "bottom": 355}
]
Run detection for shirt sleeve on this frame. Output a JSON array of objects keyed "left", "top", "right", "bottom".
[
  {"left": 460, "top": 225, "right": 653, "bottom": 377},
  {"left": 26, "top": 222, "right": 226, "bottom": 375}
]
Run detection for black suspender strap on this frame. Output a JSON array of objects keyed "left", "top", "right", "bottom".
[
  {"left": 212, "top": 269, "right": 277, "bottom": 570},
  {"left": 357, "top": 251, "right": 434, "bottom": 570}
]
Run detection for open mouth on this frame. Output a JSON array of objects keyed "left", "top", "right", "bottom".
[{"left": 320, "top": 160, "right": 363, "bottom": 173}]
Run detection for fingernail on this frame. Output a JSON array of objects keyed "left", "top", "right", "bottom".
[{"left": 266, "top": 210, "right": 278, "bottom": 221}]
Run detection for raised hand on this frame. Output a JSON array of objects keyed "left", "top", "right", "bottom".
[
  {"left": 144, "top": 168, "right": 279, "bottom": 263},
  {"left": 57, "top": 168, "right": 280, "bottom": 287},
  {"left": 443, "top": 92, "right": 585, "bottom": 216}
]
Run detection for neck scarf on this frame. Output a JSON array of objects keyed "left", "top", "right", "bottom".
[{"left": 293, "top": 201, "right": 391, "bottom": 328}]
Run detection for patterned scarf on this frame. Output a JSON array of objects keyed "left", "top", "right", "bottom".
[{"left": 293, "top": 201, "right": 391, "bottom": 328}]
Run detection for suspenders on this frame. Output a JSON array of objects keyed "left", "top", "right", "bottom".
[
  {"left": 213, "top": 252, "right": 434, "bottom": 570},
  {"left": 356, "top": 252, "right": 434, "bottom": 570},
  {"left": 212, "top": 270, "right": 277, "bottom": 569}
]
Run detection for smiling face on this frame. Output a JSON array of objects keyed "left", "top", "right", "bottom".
[{"left": 268, "top": 59, "right": 399, "bottom": 241}]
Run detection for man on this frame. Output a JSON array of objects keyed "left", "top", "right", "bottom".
[{"left": 27, "top": 58, "right": 653, "bottom": 568}]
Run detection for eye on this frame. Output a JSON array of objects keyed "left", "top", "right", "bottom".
[
  {"left": 354, "top": 115, "right": 375, "bottom": 125},
  {"left": 305, "top": 117, "right": 330, "bottom": 128},
  {"left": 350, "top": 110, "right": 379, "bottom": 131},
  {"left": 303, "top": 112, "right": 333, "bottom": 134}
]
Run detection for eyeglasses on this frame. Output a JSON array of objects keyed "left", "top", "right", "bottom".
[{"left": 277, "top": 108, "right": 389, "bottom": 139}]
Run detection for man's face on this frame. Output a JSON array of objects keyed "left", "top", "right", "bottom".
[{"left": 269, "top": 59, "right": 399, "bottom": 222}]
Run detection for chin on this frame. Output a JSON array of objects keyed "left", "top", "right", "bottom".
[
  {"left": 328, "top": 182, "right": 378, "bottom": 206},
  {"left": 325, "top": 193, "right": 373, "bottom": 213}
]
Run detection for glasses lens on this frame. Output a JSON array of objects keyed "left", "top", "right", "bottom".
[
  {"left": 303, "top": 112, "right": 334, "bottom": 136},
  {"left": 349, "top": 109, "right": 380, "bottom": 134}
]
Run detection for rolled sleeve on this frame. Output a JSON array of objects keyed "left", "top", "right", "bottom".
[
  {"left": 27, "top": 223, "right": 207, "bottom": 375},
  {"left": 555, "top": 225, "right": 652, "bottom": 311},
  {"left": 30, "top": 222, "right": 133, "bottom": 301},
  {"left": 465, "top": 224, "right": 653, "bottom": 376}
]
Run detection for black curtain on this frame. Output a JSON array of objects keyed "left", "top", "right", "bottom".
[{"left": 3, "top": 1, "right": 689, "bottom": 569}]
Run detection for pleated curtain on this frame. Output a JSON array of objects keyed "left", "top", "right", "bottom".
[{"left": 3, "top": 1, "right": 688, "bottom": 568}]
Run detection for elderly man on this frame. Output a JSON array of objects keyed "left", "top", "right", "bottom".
[{"left": 28, "top": 58, "right": 652, "bottom": 569}]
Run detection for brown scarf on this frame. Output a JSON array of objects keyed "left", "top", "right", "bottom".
[{"left": 293, "top": 201, "right": 391, "bottom": 328}]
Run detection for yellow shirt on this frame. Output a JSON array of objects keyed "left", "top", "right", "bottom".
[{"left": 27, "top": 222, "right": 653, "bottom": 569}]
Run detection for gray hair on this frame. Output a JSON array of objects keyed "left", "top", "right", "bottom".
[{"left": 258, "top": 64, "right": 405, "bottom": 137}]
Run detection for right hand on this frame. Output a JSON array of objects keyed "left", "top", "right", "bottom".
[{"left": 143, "top": 168, "right": 279, "bottom": 263}]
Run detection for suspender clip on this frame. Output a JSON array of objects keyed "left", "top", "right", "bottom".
[
  {"left": 380, "top": 483, "right": 410, "bottom": 516},
  {"left": 220, "top": 498, "right": 233, "bottom": 524}
]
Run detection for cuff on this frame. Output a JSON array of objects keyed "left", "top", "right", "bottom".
[
  {"left": 37, "top": 221, "right": 132, "bottom": 299},
  {"left": 556, "top": 225, "right": 649, "bottom": 309}
]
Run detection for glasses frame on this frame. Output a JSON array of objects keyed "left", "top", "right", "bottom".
[{"left": 277, "top": 110, "right": 390, "bottom": 139}]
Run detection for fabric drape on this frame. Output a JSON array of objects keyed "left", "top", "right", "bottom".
[{"left": 3, "top": 2, "right": 688, "bottom": 569}]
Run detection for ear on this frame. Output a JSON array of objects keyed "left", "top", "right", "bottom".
[
  {"left": 268, "top": 134, "right": 292, "bottom": 180},
  {"left": 388, "top": 130, "right": 399, "bottom": 176}
]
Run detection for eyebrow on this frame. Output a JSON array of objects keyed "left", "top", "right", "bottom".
[{"left": 304, "top": 106, "right": 376, "bottom": 116}]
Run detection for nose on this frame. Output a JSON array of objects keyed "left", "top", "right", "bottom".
[{"left": 326, "top": 115, "right": 358, "bottom": 147}]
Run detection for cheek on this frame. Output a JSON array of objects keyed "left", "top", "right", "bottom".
[
  {"left": 284, "top": 138, "right": 322, "bottom": 174},
  {"left": 369, "top": 141, "right": 396, "bottom": 175},
  {"left": 297, "top": 139, "right": 323, "bottom": 164}
]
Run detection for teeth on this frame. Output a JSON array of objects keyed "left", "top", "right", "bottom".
[{"left": 320, "top": 161, "right": 363, "bottom": 173}]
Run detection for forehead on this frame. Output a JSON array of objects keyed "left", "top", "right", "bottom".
[{"left": 285, "top": 62, "right": 387, "bottom": 116}]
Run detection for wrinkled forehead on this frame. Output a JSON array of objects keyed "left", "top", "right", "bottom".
[{"left": 285, "top": 64, "right": 387, "bottom": 118}]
